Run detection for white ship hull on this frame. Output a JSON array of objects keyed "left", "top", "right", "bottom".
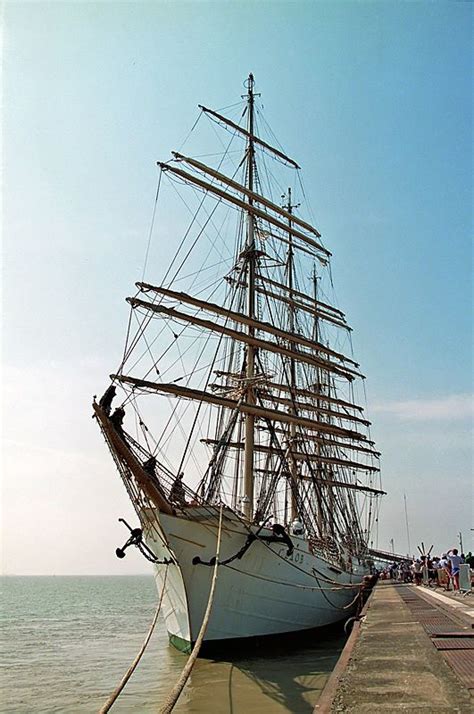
[{"left": 143, "top": 505, "right": 368, "bottom": 652}]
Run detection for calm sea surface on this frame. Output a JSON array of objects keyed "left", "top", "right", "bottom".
[{"left": 1, "top": 576, "right": 346, "bottom": 713}]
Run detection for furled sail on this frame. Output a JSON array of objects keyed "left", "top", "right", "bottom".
[{"left": 105, "top": 74, "right": 383, "bottom": 563}]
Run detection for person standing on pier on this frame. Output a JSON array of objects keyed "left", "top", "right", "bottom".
[
  {"left": 412, "top": 559, "right": 423, "bottom": 586},
  {"left": 438, "top": 553, "right": 452, "bottom": 591},
  {"left": 448, "top": 549, "right": 463, "bottom": 591},
  {"left": 430, "top": 557, "right": 440, "bottom": 586}
]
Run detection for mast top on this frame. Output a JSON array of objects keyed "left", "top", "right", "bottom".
[
  {"left": 282, "top": 186, "right": 300, "bottom": 215},
  {"left": 243, "top": 73, "right": 260, "bottom": 104}
]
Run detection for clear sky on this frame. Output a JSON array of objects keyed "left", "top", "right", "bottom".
[{"left": 2, "top": 1, "right": 472, "bottom": 574}]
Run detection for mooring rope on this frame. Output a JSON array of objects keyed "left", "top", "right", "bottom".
[
  {"left": 159, "top": 505, "right": 224, "bottom": 714},
  {"left": 98, "top": 566, "right": 169, "bottom": 714},
  {"left": 343, "top": 589, "right": 363, "bottom": 611}
]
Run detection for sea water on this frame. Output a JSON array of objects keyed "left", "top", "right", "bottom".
[{"left": 1, "top": 576, "right": 345, "bottom": 713}]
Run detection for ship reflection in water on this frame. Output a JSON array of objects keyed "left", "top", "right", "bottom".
[{"left": 170, "top": 628, "right": 346, "bottom": 713}]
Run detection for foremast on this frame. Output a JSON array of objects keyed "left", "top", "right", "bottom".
[{"left": 243, "top": 73, "right": 257, "bottom": 521}]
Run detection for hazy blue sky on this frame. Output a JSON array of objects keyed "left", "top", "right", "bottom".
[{"left": 2, "top": 1, "right": 472, "bottom": 574}]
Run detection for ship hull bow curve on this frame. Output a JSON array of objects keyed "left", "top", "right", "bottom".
[{"left": 144, "top": 506, "right": 367, "bottom": 650}]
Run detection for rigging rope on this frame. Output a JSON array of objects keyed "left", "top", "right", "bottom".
[
  {"left": 159, "top": 505, "right": 224, "bottom": 714},
  {"left": 141, "top": 170, "right": 163, "bottom": 282},
  {"left": 98, "top": 565, "right": 169, "bottom": 714}
]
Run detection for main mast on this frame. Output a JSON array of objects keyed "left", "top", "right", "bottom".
[
  {"left": 284, "top": 187, "right": 299, "bottom": 521},
  {"left": 243, "top": 73, "right": 257, "bottom": 520}
]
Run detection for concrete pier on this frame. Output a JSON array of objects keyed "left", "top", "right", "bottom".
[{"left": 315, "top": 582, "right": 473, "bottom": 712}]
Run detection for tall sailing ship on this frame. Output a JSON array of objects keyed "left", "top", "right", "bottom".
[{"left": 94, "top": 75, "right": 384, "bottom": 653}]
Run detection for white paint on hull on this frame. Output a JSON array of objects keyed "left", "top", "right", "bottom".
[{"left": 143, "top": 506, "right": 368, "bottom": 646}]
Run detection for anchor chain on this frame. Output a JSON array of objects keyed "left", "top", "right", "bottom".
[{"left": 193, "top": 521, "right": 293, "bottom": 567}]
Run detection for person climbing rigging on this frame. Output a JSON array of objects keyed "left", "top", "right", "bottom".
[
  {"left": 99, "top": 384, "right": 116, "bottom": 415},
  {"left": 143, "top": 456, "right": 157, "bottom": 476},
  {"left": 170, "top": 472, "right": 186, "bottom": 505},
  {"left": 110, "top": 406, "right": 126, "bottom": 439}
]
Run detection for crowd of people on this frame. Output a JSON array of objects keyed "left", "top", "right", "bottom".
[{"left": 382, "top": 549, "right": 474, "bottom": 592}]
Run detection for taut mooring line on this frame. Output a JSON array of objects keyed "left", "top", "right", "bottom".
[
  {"left": 159, "top": 505, "right": 224, "bottom": 714},
  {"left": 98, "top": 566, "right": 169, "bottom": 714}
]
